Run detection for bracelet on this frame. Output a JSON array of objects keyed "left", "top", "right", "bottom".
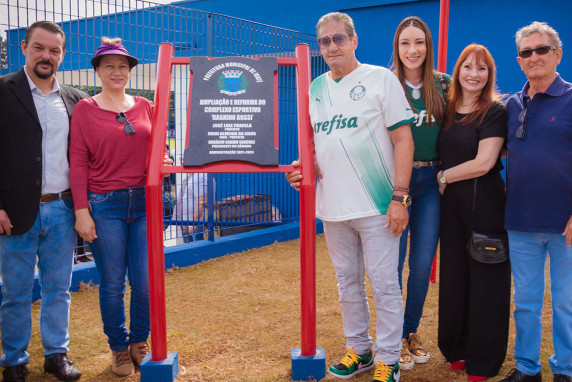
[{"left": 393, "top": 186, "right": 409, "bottom": 193}]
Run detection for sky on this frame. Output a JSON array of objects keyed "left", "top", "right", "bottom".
[{"left": 0, "top": 0, "right": 174, "bottom": 38}]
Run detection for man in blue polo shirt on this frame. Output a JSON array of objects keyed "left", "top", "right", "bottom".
[{"left": 501, "top": 21, "right": 572, "bottom": 382}]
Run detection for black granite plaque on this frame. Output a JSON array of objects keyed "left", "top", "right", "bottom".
[{"left": 183, "top": 56, "right": 278, "bottom": 166}]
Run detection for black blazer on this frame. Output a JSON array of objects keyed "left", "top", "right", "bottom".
[{"left": 0, "top": 68, "right": 87, "bottom": 235}]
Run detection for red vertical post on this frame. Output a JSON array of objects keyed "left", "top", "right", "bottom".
[
  {"left": 295, "top": 44, "right": 316, "bottom": 356},
  {"left": 146, "top": 43, "right": 174, "bottom": 361},
  {"left": 431, "top": 0, "right": 450, "bottom": 284},
  {"left": 437, "top": 0, "right": 450, "bottom": 73}
]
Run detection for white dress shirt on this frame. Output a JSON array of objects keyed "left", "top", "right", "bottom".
[{"left": 24, "top": 67, "right": 70, "bottom": 194}]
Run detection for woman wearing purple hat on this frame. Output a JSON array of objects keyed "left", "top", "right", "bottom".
[{"left": 69, "top": 37, "right": 171, "bottom": 377}]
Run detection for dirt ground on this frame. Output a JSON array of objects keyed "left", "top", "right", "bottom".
[{"left": 18, "top": 234, "right": 555, "bottom": 381}]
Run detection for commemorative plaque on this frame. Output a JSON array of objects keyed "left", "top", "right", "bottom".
[{"left": 183, "top": 56, "right": 279, "bottom": 166}]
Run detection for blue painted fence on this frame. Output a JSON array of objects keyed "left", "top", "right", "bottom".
[{"left": 0, "top": 0, "right": 327, "bottom": 300}]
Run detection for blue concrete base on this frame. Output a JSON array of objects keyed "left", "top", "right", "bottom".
[
  {"left": 291, "top": 347, "right": 326, "bottom": 381},
  {"left": 140, "top": 352, "right": 179, "bottom": 382}
]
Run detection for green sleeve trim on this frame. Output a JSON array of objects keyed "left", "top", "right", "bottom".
[{"left": 388, "top": 117, "right": 415, "bottom": 131}]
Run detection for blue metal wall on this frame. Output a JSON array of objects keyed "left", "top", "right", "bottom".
[{"left": 170, "top": 0, "right": 572, "bottom": 95}]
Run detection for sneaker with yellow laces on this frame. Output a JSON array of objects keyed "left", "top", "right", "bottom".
[
  {"left": 328, "top": 347, "right": 374, "bottom": 379},
  {"left": 372, "top": 360, "right": 400, "bottom": 382},
  {"left": 408, "top": 333, "right": 430, "bottom": 363},
  {"left": 398, "top": 338, "right": 414, "bottom": 370}
]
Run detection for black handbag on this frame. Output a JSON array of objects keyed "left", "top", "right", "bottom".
[{"left": 467, "top": 179, "right": 509, "bottom": 264}]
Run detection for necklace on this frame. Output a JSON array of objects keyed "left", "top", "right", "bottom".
[{"left": 405, "top": 79, "right": 423, "bottom": 100}]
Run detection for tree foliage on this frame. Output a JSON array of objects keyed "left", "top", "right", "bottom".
[{"left": 0, "top": 35, "right": 7, "bottom": 69}]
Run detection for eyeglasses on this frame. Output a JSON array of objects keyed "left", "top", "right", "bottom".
[
  {"left": 516, "top": 107, "right": 528, "bottom": 140},
  {"left": 317, "top": 33, "right": 349, "bottom": 50},
  {"left": 518, "top": 45, "right": 556, "bottom": 58},
  {"left": 116, "top": 112, "right": 135, "bottom": 135}
]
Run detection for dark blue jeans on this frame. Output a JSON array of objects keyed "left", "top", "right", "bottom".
[
  {"left": 398, "top": 166, "right": 440, "bottom": 339},
  {"left": 88, "top": 186, "right": 150, "bottom": 351},
  {"left": 0, "top": 198, "right": 75, "bottom": 366}
]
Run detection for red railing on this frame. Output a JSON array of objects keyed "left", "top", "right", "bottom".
[
  {"left": 431, "top": 0, "right": 450, "bottom": 284},
  {"left": 145, "top": 43, "right": 317, "bottom": 361}
]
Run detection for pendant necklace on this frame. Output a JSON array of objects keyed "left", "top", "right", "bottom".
[{"left": 405, "top": 79, "right": 423, "bottom": 100}]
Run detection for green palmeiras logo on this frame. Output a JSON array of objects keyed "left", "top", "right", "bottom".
[
  {"left": 349, "top": 84, "right": 366, "bottom": 101},
  {"left": 218, "top": 70, "right": 248, "bottom": 95}
]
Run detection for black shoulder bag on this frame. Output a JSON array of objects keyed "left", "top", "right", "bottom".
[{"left": 467, "top": 179, "right": 509, "bottom": 264}]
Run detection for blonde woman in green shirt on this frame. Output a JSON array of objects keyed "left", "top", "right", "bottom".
[{"left": 392, "top": 16, "right": 450, "bottom": 371}]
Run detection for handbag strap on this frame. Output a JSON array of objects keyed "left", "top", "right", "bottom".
[{"left": 471, "top": 178, "right": 478, "bottom": 231}]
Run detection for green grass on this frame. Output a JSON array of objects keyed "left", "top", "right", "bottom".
[{"left": 16, "top": 234, "right": 555, "bottom": 381}]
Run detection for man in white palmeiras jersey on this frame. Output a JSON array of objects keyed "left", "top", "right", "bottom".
[{"left": 286, "top": 12, "right": 414, "bottom": 382}]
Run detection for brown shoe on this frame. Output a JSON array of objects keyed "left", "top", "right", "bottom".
[
  {"left": 398, "top": 338, "right": 414, "bottom": 370},
  {"left": 130, "top": 341, "right": 150, "bottom": 367},
  {"left": 111, "top": 348, "right": 134, "bottom": 377},
  {"left": 408, "top": 333, "right": 430, "bottom": 363}
]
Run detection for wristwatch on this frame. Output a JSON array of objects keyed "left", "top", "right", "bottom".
[
  {"left": 439, "top": 170, "right": 448, "bottom": 184},
  {"left": 392, "top": 194, "right": 412, "bottom": 208}
]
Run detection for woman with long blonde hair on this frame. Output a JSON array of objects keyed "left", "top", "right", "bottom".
[{"left": 392, "top": 16, "right": 450, "bottom": 370}]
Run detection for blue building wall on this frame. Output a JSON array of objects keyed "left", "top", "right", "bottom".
[
  {"left": 6, "top": 0, "right": 570, "bottom": 93},
  {"left": 171, "top": 0, "right": 572, "bottom": 95}
]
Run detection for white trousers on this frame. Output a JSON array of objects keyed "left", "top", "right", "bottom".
[{"left": 323, "top": 215, "right": 403, "bottom": 364}]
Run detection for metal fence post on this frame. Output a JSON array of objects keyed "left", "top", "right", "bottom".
[{"left": 206, "top": 12, "right": 213, "bottom": 57}]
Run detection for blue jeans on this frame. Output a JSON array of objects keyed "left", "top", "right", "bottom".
[
  {"left": 398, "top": 166, "right": 440, "bottom": 338},
  {"left": 508, "top": 230, "right": 572, "bottom": 377},
  {"left": 0, "top": 199, "right": 75, "bottom": 367},
  {"left": 182, "top": 225, "right": 204, "bottom": 243},
  {"left": 88, "top": 187, "right": 150, "bottom": 351}
]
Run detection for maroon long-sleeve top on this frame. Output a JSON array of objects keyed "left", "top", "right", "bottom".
[{"left": 69, "top": 96, "right": 153, "bottom": 210}]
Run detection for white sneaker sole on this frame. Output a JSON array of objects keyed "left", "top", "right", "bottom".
[
  {"left": 411, "top": 353, "right": 430, "bottom": 364},
  {"left": 398, "top": 359, "right": 414, "bottom": 370},
  {"left": 327, "top": 363, "right": 375, "bottom": 379}
]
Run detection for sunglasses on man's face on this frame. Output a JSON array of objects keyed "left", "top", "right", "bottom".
[
  {"left": 116, "top": 112, "right": 136, "bottom": 135},
  {"left": 318, "top": 33, "right": 349, "bottom": 50},
  {"left": 518, "top": 45, "right": 556, "bottom": 58}
]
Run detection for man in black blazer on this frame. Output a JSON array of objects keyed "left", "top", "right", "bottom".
[{"left": 0, "top": 21, "right": 86, "bottom": 382}]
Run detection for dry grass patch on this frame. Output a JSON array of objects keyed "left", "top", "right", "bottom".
[{"left": 18, "top": 234, "right": 556, "bottom": 381}]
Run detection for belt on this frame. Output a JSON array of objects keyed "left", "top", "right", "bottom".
[
  {"left": 40, "top": 190, "right": 72, "bottom": 204},
  {"left": 413, "top": 160, "right": 441, "bottom": 169}
]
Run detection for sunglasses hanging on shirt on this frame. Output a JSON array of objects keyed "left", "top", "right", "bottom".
[
  {"left": 516, "top": 105, "right": 528, "bottom": 140},
  {"left": 116, "top": 112, "right": 136, "bottom": 135}
]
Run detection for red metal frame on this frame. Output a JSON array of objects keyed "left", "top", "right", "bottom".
[
  {"left": 431, "top": 0, "right": 450, "bottom": 284},
  {"left": 146, "top": 43, "right": 317, "bottom": 361},
  {"left": 295, "top": 45, "right": 316, "bottom": 355}
]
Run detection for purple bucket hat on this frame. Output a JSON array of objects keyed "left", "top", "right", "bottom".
[{"left": 91, "top": 42, "right": 138, "bottom": 69}]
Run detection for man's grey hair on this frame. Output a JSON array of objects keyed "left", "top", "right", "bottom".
[
  {"left": 316, "top": 12, "right": 356, "bottom": 37},
  {"left": 516, "top": 21, "right": 562, "bottom": 50}
]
